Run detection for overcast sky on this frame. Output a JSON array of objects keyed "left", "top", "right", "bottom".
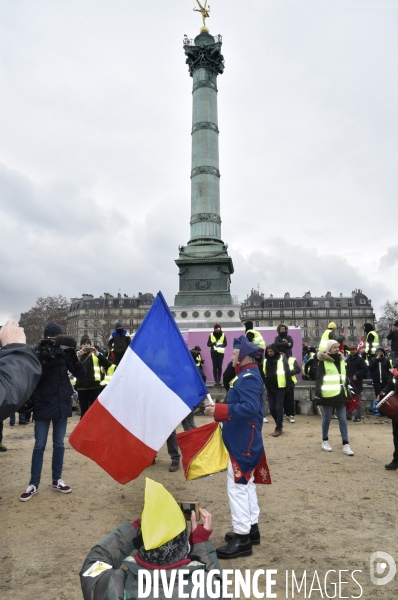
[{"left": 1, "top": 0, "right": 397, "bottom": 324}]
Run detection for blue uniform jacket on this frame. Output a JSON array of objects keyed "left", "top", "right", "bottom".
[{"left": 214, "top": 364, "right": 264, "bottom": 477}]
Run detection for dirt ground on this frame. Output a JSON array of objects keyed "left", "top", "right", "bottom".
[{"left": 1, "top": 411, "right": 397, "bottom": 600}]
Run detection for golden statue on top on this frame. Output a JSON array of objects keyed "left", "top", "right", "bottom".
[{"left": 194, "top": 0, "right": 210, "bottom": 28}]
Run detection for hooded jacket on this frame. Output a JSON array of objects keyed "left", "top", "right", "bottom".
[
  {"left": 315, "top": 351, "right": 347, "bottom": 407},
  {"left": 263, "top": 345, "right": 292, "bottom": 391},
  {"left": 345, "top": 352, "right": 368, "bottom": 393},
  {"left": 80, "top": 521, "right": 222, "bottom": 600},
  {"left": 369, "top": 349, "right": 391, "bottom": 385},
  {"left": 274, "top": 325, "right": 294, "bottom": 357}
]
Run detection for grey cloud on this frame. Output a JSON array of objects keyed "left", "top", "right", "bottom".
[{"left": 380, "top": 246, "right": 398, "bottom": 268}]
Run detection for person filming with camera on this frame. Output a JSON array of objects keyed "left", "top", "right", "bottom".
[
  {"left": 19, "top": 322, "right": 85, "bottom": 502},
  {"left": 74, "top": 335, "right": 113, "bottom": 418}
]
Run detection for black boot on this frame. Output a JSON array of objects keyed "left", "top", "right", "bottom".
[
  {"left": 216, "top": 533, "right": 252, "bottom": 559},
  {"left": 224, "top": 523, "right": 260, "bottom": 545},
  {"left": 385, "top": 461, "right": 398, "bottom": 470}
]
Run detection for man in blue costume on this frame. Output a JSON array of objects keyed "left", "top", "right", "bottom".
[{"left": 205, "top": 336, "right": 271, "bottom": 559}]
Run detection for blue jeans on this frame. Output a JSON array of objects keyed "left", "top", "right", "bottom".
[
  {"left": 30, "top": 418, "right": 68, "bottom": 485},
  {"left": 322, "top": 406, "right": 348, "bottom": 444},
  {"left": 267, "top": 388, "right": 285, "bottom": 429},
  {"left": 10, "top": 412, "right": 26, "bottom": 425}
]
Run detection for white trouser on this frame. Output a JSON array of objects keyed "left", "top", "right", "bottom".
[{"left": 227, "top": 458, "right": 260, "bottom": 534}]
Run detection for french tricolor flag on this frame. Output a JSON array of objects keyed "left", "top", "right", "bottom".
[{"left": 69, "top": 292, "right": 208, "bottom": 484}]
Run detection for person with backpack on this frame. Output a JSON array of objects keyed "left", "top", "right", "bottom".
[{"left": 108, "top": 322, "right": 131, "bottom": 365}]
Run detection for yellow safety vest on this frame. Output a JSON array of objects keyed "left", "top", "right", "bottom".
[
  {"left": 100, "top": 364, "right": 117, "bottom": 386},
  {"left": 321, "top": 360, "right": 347, "bottom": 398},
  {"left": 210, "top": 333, "right": 226, "bottom": 354},
  {"left": 92, "top": 354, "right": 101, "bottom": 382},
  {"left": 263, "top": 357, "right": 286, "bottom": 388},
  {"left": 195, "top": 353, "right": 203, "bottom": 366},
  {"left": 319, "top": 330, "right": 332, "bottom": 352},
  {"left": 288, "top": 357, "right": 298, "bottom": 385},
  {"left": 245, "top": 329, "right": 265, "bottom": 349},
  {"left": 365, "top": 331, "right": 379, "bottom": 355}
]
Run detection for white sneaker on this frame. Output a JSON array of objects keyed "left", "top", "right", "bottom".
[
  {"left": 343, "top": 443, "right": 354, "bottom": 456},
  {"left": 289, "top": 416, "right": 295, "bottom": 423},
  {"left": 321, "top": 441, "right": 332, "bottom": 452},
  {"left": 263, "top": 417, "right": 268, "bottom": 423}
]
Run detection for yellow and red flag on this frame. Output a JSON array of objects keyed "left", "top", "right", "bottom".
[{"left": 176, "top": 422, "right": 228, "bottom": 481}]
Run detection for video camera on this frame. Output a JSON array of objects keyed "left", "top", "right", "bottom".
[{"left": 37, "top": 335, "right": 77, "bottom": 362}]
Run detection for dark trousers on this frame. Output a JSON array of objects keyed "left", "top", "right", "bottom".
[
  {"left": 78, "top": 387, "right": 102, "bottom": 418},
  {"left": 373, "top": 382, "right": 385, "bottom": 398},
  {"left": 284, "top": 386, "right": 295, "bottom": 417},
  {"left": 267, "top": 388, "right": 285, "bottom": 430},
  {"left": 211, "top": 352, "right": 224, "bottom": 381},
  {"left": 393, "top": 420, "right": 398, "bottom": 463},
  {"left": 166, "top": 413, "right": 197, "bottom": 462}
]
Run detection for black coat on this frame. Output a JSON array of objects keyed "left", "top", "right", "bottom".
[
  {"left": 345, "top": 353, "right": 368, "bottom": 393},
  {"left": 369, "top": 356, "right": 391, "bottom": 386},
  {"left": 0, "top": 344, "right": 42, "bottom": 421},
  {"left": 264, "top": 353, "right": 292, "bottom": 392},
  {"left": 387, "top": 330, "right": 398, "bottom": 353},
  {"left": 32, "top": 348, "right": 85, "bottom": 421},
  {"left": 274, "top": 334, "right": 294, "bottom": 357},
  {"left": 75, "top": 352, "right": 113, "bottom": 390}
]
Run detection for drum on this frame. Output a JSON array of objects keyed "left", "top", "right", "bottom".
[{"left": 376, "top": 392, "right": 398, "bottom": 420}]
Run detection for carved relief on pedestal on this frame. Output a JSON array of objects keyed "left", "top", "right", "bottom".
[{"left": 195, "top": 279, "right": 212, "bottom": 290}]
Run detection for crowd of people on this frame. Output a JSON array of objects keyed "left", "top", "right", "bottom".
[{"left": 1, "top": 316, "right": 398, "bottom": 599}]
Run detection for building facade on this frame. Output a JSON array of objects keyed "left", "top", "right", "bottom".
[
  {"left": 240, "top": 289, "right": 375, "bottom": 347},
  {"left": 67, "top": 292, "right": 154, "bottom": 348}
]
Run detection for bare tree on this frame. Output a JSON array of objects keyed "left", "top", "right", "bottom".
[
  {"left": 377, "top": 300, "right": 398, "bottom": 346},
  {"left": 19, "top": 295, "right": 69, "bottom": 346}
]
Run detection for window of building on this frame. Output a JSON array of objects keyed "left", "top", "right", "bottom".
[
  {"left": 268, "top": 310, "right": 273, "bottom": 318},
  {"left": 291, "top": 310, "right": 296, "bottom": 317},
  {"left": 302, "top": 301, "right": 308, "bottom": 307},
  {"left": 350, "top": 319, "right": 354, "bottom": 327},
  {"left": 337, "top": 309, "right": 342, "bottom": 317},
  {"left": 315, "top": 319, "right": 319, "bottom": 327},
  {"left": 304, "top": 320, "right": 308, "bottom": 327},
  {"left": 119, "top": 309, "right": 123, "bottom": 316},
  {"left": 314, "top": 310, "right": 319, "bottom": 317},
  {"left": 268, "top": 321, "right": 273, "bottom": 327},
  {"left": 349, "top": 329, "right": 355, "bottom": 337},
  {"left": 280, "top": 310, "right": 285, "bottom": 318},
  {"left": 348, "top": 300, "right": 352, "bottom": 307},
  {"left": 130, "top": 319, "right": 134, "bottom": 326},
  {"left": 339, "top": 320, "right": 343, "bottom": 327},
  {"left": 303, "top": 310, "right": 307, "bottom": 317},
  {"left": 290, "top": 300, "right": 296, "bottom": 307},
  {"left": 360, "top": 299, "right": 366, "bottom": 304},
  {"left": 348, "top": 309, "right": 353, "bottom": 316},
  {"left": 84, "top": 320, "right": 88, "bottom": 327},
  {"left": 315, "top": 330, "right": 320, "bottom": 338},
  {"left": 324, "top": 301, "right": 330, "bottom": 308},
  {"left": 255, "top": 311, "right": 260, "bottom": 317},
  {"left": 279, "top": 301, "right": 284, "bottom": 308},
  {"left": 255, "top": 321, "right": 259, "bottom": 327},
  {"left": 85, "top": 302, "right": 90, "bottom": 308},
  {"left": 108, "top": 300, "right": 113, "bottom": 307},
  {"left": 85, "top": 310, "right": 89, "bottom": 316},
  {"left": 336, "top": 300, "right": 341, "bottom": 307},
  {"left": 94, "top": 330, "right": 97, "bottom": 337},
  {"left": 303, "top": 330, "right": 308, "bottom": 338},
  {"left": 119, "top": 301, "right": 123, "bottom": 307},
  {"left": 84, "top": 330, "right": 88, "bottom": 335},
  {"left": 313, "top": 300, "right": 318, "bottom": 307},
  {"left": 362, "top": 309, "right": 366, "bottom": 316}
]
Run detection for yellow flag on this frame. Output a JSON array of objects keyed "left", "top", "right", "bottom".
[
  {"left": 141, "top": 478, "right": 186, "bottom": 550},
  {"left": 187, "top": 424, "right": 228, "bottom": 481}
]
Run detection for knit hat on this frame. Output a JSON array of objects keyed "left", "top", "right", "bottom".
[
  {"left": 80, "top": 335, "right": 91, "bottom": 345},
  {"left": 233, "top": 335, "right": 263, "bottom": 362},
  {"left": 213, "top": 323, "right": 221, "bottom": 330},
  {"left": 44, "top": 322, "right": 63, "bottom": 338},
  {"left": 326, "top": 339, "right": 340, "bottom": 352},
  {"left": 328, "top": 322, "right": 337, "bottom": 329},
  {"left": 193, "top": 345, "right": 201, "bottom": 351},
  {"left": 115, "top": 321, "right": 123, "bottom": 329},
  {"left": 245, "top": 321, "right": 253, "bottom": 331},
  {"left": 364, "top": 323, "right": 373, "bottom": 333}
]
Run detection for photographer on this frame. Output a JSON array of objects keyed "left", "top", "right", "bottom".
[
  {"left": 19, "top": 322, "right": 85, "bottom": 502},
  {"left": 75, "top": 335, "right": 113, "bottom": 418},
  {"left": 0, "top": 320, "right": 42, "bottom": 422}
]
